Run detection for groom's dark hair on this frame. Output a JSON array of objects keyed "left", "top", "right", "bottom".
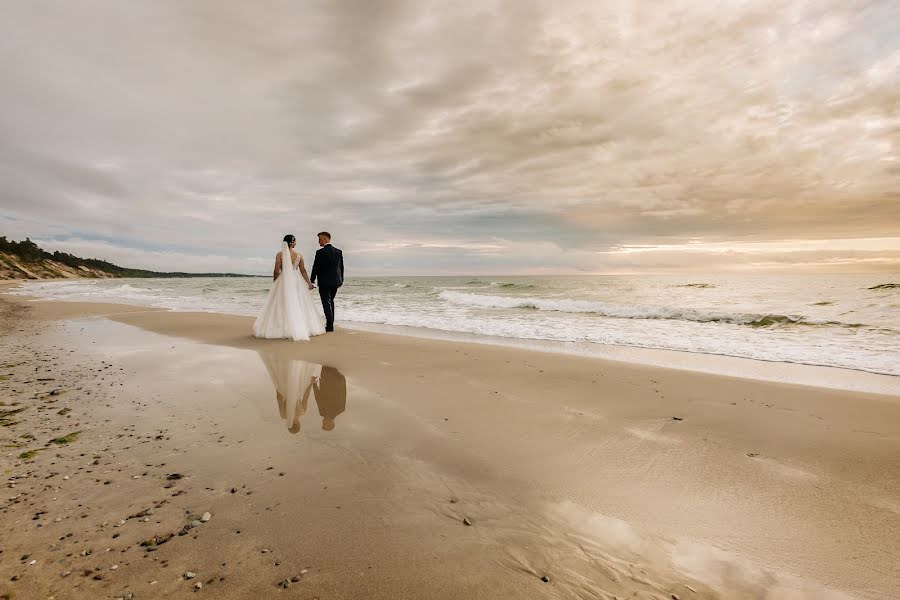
[{"left": 317, "top": 231, "right": 331, "bottom": 240}]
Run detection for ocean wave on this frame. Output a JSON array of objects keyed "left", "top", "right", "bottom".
[
  {"left": 489, "top": 281, "right": 537, "bottom": 290},
  {"left": 676, "top": 283, "right": 715, "bottom": 289},
  {"left": 438, "top": 291, "right": 869, "bottom": 329}
]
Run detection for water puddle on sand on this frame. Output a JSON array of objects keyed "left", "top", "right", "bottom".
[
  {"left": 40, "top": 315, "right": 872, "bottom": 600},
  {"left": 256, "top": 350, "right": 347, "bottom": 435}
]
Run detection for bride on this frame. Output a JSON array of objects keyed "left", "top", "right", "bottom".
[{"left": 253, "top": 234, "right": 326, "bottom": 341}]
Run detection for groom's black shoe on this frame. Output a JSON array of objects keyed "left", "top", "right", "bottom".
[{"left": 325, "top": 327, "right": 334, "bottom": 332}]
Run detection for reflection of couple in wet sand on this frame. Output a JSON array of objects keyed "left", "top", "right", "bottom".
[{"left": 258, "top": 351, "right": 346, "bottom": 433}]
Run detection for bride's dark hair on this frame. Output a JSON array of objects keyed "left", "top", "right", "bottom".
[{"left": 283, "top": 234, "right": 296, "bottom": 245}]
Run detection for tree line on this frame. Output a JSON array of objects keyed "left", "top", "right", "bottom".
[{"left": 0, "top": 236, "right": 253, "bottom": 278}]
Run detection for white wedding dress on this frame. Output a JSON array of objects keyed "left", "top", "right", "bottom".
[{"left": 253, "top": 242, "right": 326, "bottom": 341}]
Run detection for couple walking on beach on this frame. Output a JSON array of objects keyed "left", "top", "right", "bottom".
[{"left": 252, "top": 232, "right": 344, "bottom": 341}]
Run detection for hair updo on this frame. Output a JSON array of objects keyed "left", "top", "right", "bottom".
[{"left": 283, "top": 234, "right": 296, "bottom": 245}]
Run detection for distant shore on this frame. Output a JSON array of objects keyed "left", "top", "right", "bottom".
[
  {"left": 0, "top": 237, "right": 260, "bottom": 280},
  {"left": 1, "top": 291, "right": 898, "bottom": 599}
]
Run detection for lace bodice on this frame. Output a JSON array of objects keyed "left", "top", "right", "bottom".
[{"left": 279, "top": 250, "right": 302, "bottom": 270}]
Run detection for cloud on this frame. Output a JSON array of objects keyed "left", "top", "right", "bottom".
[{"left": 0, "top": 0, "right": 897, "bottom": 273}]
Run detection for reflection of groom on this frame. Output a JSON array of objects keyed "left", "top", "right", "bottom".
[
  {"left": 310, "top": 231, "right": 344, "bottom": 333},
  {"left": 313, "top": 367, "right": 346, "bottom": 431}
]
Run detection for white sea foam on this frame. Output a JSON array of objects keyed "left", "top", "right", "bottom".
[{"left": 437, "top": 291, "right": 869, "bottom": 329}]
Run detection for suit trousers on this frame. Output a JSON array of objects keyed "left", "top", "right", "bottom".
[{"left": 318, "top": 285, "right": 338, "bottom": 330}]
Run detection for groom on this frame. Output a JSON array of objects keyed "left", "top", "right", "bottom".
[{"left": 310, "top": 231, "right": 343, "bottom": 332}]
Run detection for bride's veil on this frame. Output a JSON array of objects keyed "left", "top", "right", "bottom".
[{"left": 279, "top": 241, "right": 305, "bottom": 336}]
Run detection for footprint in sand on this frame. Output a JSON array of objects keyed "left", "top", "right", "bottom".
[
  {"left": 867, "top": 497, "right": 900, "bottom": 515},
  {"left": 624, "top": 426, "right": 680, "bottom": 445},
  {"left": 745, "top": 453, "right": 818, "bottom": 481},
  {"left": 562, "top": 406, "right": 603, "bottom": 420}
]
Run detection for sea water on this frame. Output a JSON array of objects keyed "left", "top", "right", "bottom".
[{"left": 11, "top": 274, "right": 899, "bottom": 377}]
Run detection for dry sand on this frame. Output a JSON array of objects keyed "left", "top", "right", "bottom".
[{"left": 1, "top": 293, "right": 898, "bottom": 599}]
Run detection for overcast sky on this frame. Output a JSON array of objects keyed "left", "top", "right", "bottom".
[{"left": 1, "top": 1, "right": 898, "bottom": 275}]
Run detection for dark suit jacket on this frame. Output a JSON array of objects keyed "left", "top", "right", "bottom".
[
  {"left": 310, "top": 244, "right": 344, "bottom": 288},
  {"left": 313, "top": 367, "right": 346, "bottom": 420}
]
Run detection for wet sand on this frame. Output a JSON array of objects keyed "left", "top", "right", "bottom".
[{"left": 1, "top": 294, "right": 899, "bottom": 599}]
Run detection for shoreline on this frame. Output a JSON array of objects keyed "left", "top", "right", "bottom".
[
  {"left": 341, "top": 320, "right": 900, "bottom": 395},
  {"left": 4, "top": 281, "right": 898, "bottom": 396},
  {"left": 1, "top": 293, "right": 899, "bottom": 598}
]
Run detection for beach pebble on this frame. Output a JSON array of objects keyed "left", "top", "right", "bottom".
[
  {"left": 278, "top": 579, "right": 291, "bottom": 589},
  {"left": 111, "top": 565, "right": 118, "bottom": 570},
  {"left": 194, "top": 582, "right": 203, "bottom": 590},
  {"left": 261, "top": 549, "right": 269, "bottom": 554},
  {"left": 672, "top": 416, "right": 683, "bottom": 421},
  {"left": 184, "top": 571, "right": 196, "bottom": 579},
  {"left": 29, "top": 559, "right": 36, "bottom": 565},
  {"left": 291, "top": 575, "right": 301, "bottom": 583},
  {"left": 191, "top": 520, "right": 201, "bottom": 528},
  {"left": 62, "top": 571, "right": 71, "bottom": 577},
  {"left": 463, "top": 517, "right": 473, "bottom": 526},
  {"left": 671, "top": 595, "right": 680, "bottom": 600},
  {"left": 201, "top": 512, "right": 211, "bottom": 522},
  {"left": 63, "top": 475, "right": 69, "bottom": 480},
  {"left": 113, "top": 593, "right": 134, "bottom": 600},
  {"left": 541, "top": 575, "right": 550, "bottom": 582}
]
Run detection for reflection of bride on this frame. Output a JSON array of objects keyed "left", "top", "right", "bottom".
[{"left": 258, "top": 351, "right": 321, "bottom": 433}]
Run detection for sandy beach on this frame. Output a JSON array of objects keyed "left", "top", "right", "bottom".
[{"left": 1, "top": 290, "right": 899, "bottom": 599}]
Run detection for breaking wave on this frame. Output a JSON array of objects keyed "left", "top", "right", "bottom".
[
  {"left": 489, "top": 281, "right": 537, "bottom": 290},
  {"left": 438, "top": 291, "right": 868, "bottom": 329}
]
